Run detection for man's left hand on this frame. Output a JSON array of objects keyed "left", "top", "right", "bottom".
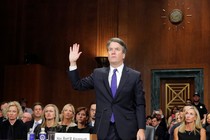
[{"left": 137, "top": 129, "right": 145, "bottom": 140}]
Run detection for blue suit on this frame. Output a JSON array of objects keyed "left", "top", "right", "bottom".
[{"left": 68, "top": 66, "right": 146, "bottom": 140}]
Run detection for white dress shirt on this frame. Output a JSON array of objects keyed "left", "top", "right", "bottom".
[{"left": 108, "top": 64, "right": 124, "bottom": 88}]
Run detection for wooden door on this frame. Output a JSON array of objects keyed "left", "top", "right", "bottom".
[{"left": 160, "top": 78, "right": 195, "bottom": 118}]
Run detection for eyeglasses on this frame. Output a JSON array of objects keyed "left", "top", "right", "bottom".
[{"left": 90, "top": 109, "right": 96, "bottom": 112}]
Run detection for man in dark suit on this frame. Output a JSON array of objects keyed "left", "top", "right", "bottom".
[
  {"left": 68, "top": 37, "right": 146, "bottom": 140},
  {"left": 151, "top": 116, "right": 166, "bottom": 140},
  {"left": 25, "top": 102, "right": 43, "bottom": 132}
]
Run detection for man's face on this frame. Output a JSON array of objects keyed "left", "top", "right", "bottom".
[
  {"left": 89, "top": 104, "right": 96, "bottom": 120},
  {"left": 193, "top": 95, "right": 200, "bottom": 102},
  {"left": 151, "top": 118, "right": 159, "bottom": 127},
  {"left": 21, "top": 112, "right": 32, "bottom": 123},
  {"left": 1, "top": 103, "right": 8, "bottom": 110},
  {"left": 33, "top": 105, "right": 43, "bottom": 118},
  {"left": 107, "top": 42, "right": 125, "bottom": 67},
  {"left": 0, "top": 103, "right": 8, "bottom": 117},
  {"left": 21, "top": 102, "right": 26, "bottom": 107}
]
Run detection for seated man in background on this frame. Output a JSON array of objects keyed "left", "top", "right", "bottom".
[
  {"left": 88, "top": 102, "right": 96, "bottom": 127},
  {"left": 25, "top": 102, "right": 43, "bottom": 132},
  {"left": 151, "top": 116, "right": 166, "bottom": 140},
  {"left": 21, "top": 112, "right": 32, "bottom": 123}
]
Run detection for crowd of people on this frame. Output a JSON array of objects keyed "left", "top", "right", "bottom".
[
  {"left": 146, "top": 92, "right": 209, "bottom": 140},
  {"left": 0, "top": 100, "right": 96, "bottom": 139},
  {"left": 0, "top": 92, "right": 209, "bottom": 140}
]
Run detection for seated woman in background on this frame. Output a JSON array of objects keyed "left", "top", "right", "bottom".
[
  {"left": 58, "top": 103, "right": 77, "bottom": 132},
  {"left": 168, "top": 106, "right": 179, "bottom": 128},
  {"left": 0, "top": 101, "right": 27, "bottom": 140},
  {"left": 34, "top": 104, "right": 60, "bottom": 138},
  {"left": 174, "top": 106, "right": 206, "bottom": 140},
  {"left": 202, "top": 113, "right": 210, "bottom": 140},
  {"left": 67, "top": 106, "right": 94, "bottom": 133}
]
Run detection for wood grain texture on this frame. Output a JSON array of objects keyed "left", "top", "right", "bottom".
[{"left": 1, "top": 0, "right": 210, "bottom": 112}]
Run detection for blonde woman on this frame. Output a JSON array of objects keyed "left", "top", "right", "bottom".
[
  {"left": 0, "top": 101, "right": 27, "bottom": 139},
  {"left": 174, "top": 106, "right": 206, "bottom": 140},
  {"left": 58, "top": 103, "right": 77, "bottom": 132},
  {"left": 34, "top": 104, "right": 60, "bottom": 138}
]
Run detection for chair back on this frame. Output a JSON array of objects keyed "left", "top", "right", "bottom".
[{"left": 145, "top": 125, "right": 155, "bottom": 140}]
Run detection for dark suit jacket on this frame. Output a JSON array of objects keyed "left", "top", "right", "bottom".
[
  {"left": 68, "top": 66, "right": 146, "bottom": 140},
  {"left": 25, "top": 120, "right": 34, "bottom": 132},
  {"left": 155, "top": 125, "right": 166, "bottom": 140}
]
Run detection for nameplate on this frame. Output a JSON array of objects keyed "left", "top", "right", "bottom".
[{"left": 54, "top": 133, "right": 90, "bottom": 140}]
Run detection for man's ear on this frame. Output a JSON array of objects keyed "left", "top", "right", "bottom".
[{"left": 123, "top": 54, "right": 125, "bottom": 59}]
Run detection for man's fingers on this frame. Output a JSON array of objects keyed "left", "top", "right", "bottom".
[{"left": 73, "top": 43, "right": 80, "bottom": 52}]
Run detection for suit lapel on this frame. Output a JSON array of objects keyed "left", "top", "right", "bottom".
[
  {"left": 102, "top": 67, "right": 113, "bottom": 99},
  {"left": 115, "top": 66, "right": 129, "bottom": 98}
]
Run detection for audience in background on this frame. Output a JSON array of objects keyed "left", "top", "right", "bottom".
[
  {"left": 34, "top": 104, "right": 60, "bottom": 139},
  {"left": 0, "top": 105, "right": 3, "bottom": 118},
  {"left": 0, "top": 101, "right": 8, "bottom": 123},
  {"left": 21, "top": 112, "right": 32, "bottom": 123},
  {"left": 151, "top": 115, "right": 166, "bottom": 140},
  {"left": 192, "top": 92, "right": 208, "bottom": 120},
  {"left": 88, "top": 102, "right": 96, "bottom": 127},
  {"left": 0, "top": 101, "right": 27, "bottom": 140},
  {"left": 67, "top": 107, "right": 94, "bottom": 134},
  {"left": 58, "top": 103, "right": 77, "bottom": 132},
  {"left": 203, "top": 113, "right": 210, "bottom": 140},
  {"left": 153, "top": 109, "right": 168, "bottom": 132},
  {"left": 174, "top": 106, "right": 206, "bottom": 140},
  {"left": 185, "top": 99, "right": 192, "bottom": 106},
  {"left": 146, "top": 115, "right": 152, "bottom": 126},
  {"left": 25, "top": 102, "right": 43, "bottom": 132},
  {"left": 167, "top": 106, "right": 179, "bottom": 127},
  {"left": 168, "top": 110, "right": 182, "bottom": 134},
  {"left": 0, "top": 98, "right": 209, "bottom": 140},
  {"left": 168, "top": 106, "right": 192, "bottom": 140},
  {"left": 19, "top": 98, "right": 33, "bottom": 114}
]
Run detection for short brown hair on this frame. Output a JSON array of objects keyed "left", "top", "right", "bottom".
[{"left": 106, "top": 37, "right": 127, "bottom": 54}]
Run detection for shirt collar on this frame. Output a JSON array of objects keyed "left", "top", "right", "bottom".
[
  {"left": 110, "top": 63, "right": 124, "bottom": 74},
  {"left": 35, "top": 119, "right": 42, "bottom": 124}
]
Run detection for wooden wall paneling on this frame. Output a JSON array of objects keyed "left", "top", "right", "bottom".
[
  {"left": 3, "top": 64, "right": 51, "bottom": 107},
  {"left": 128, "top": 0, "right": 210, "bottom": 113},
  {"left": 1, "top": 0, "right": 210, "bottom": 113},
  {"left": 96, "top": 0, "right": 119, "bottom": 56}
]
